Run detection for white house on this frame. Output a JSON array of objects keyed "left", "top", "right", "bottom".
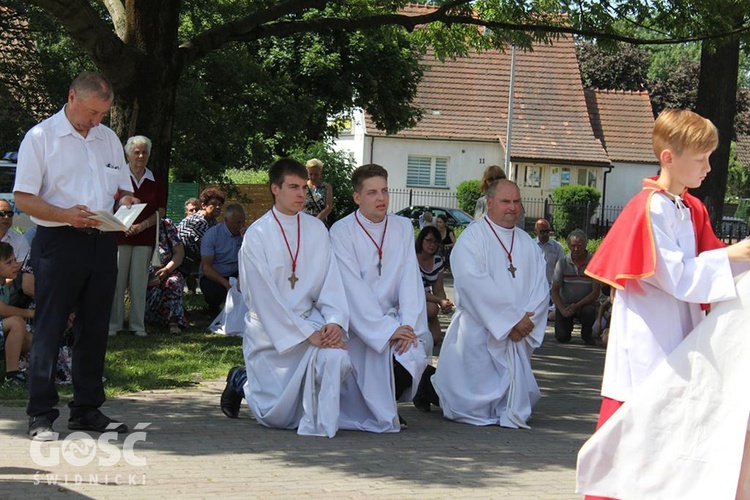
[
  {"left": 333, "top": 15, "right": 613, "bottom": 217},
  {"left": 584, "top": 89, "right": 659, "bottom": 211}
]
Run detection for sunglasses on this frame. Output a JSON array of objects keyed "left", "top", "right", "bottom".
[
  {"left": 539, "top": 229, "right": 550, "bottom": 234},
  {"left": 0, "top": 211, "right": 14, "bottom": 218},
  {"left": 487, "top": 176, "right": 506, "bottom": 182}
]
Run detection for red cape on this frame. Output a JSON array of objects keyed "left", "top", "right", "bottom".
[{"left": 585, "top": 178, "right": 724, "bottom": 290}]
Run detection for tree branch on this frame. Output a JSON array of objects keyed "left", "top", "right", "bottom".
[
  {"left": 181, "top": 9, "right": 750, "bottom": 59},
  {"left": 99, "top": 0, "right": 127, "bottom": 39},
  {"left": 22, "top": 0, "right": 138, "bottom": 88}
]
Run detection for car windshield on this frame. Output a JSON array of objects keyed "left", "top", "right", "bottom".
[
  {"left": 449, "top": 209, "right": 473, "bottom": 224},
  {"left": 0, "top": 166, "right": 16, "bottom": 193}
]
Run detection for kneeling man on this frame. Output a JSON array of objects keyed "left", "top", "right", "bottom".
[
  {"left": 221, "top": 158, "right": 351, "bottom": 438},
  {"left": 433, "top": 179, "right": 548, "bottom": 428},
  {"left": 330, "top": 164, "right": 431, "bottom": 432}
]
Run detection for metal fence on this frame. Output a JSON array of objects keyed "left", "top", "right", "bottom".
[
  {"left": 387, "top": 189, "right": 749, "bottom": 242},
  {"left": 389, "top": 188, "right": 460, "bottom": 212}
]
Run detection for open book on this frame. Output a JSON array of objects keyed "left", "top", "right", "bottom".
[{"left": 88, "top": 203, "right": 147, "bottom": 232}]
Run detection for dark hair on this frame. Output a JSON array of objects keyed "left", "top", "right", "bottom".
[
  {"left": 269, "top": 158, "right": 307, "bottom": 190},
  {"left": 199, "top": 187, "right": 226, "bottom": 206},
  {"left": 0, "top": 241, "right": 14, "bottom": 261},
  {"left": 351, "top": 163, "right": 388, "bottom": 192},
  {"left": 415, "top": 225, "right": 441, "bottom": 254}
]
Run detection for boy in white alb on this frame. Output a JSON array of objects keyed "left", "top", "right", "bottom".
[
  {"left": 330, "top": 164, "right": 431, "bottom": 432},
  {"left": 220, "top": 158, "right": 351, "bottom": 438}
]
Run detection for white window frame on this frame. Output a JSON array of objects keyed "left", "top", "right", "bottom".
[{"left": 406, "top": 155, "right": 449, "bottom": 188}]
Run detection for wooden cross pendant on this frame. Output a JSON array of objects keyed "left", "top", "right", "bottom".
[
  {"left": 288, "top": 272, "right": 298, "bottom": 289},
  {"left": 508, "top": 263, "right": 517, "bottom": 279},
  {"left": 377, "top": 259, "right": 382, "bottom": 276}
]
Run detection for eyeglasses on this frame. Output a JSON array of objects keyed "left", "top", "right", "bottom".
[
  {"left": 0, "top": 211, "right": 14, "bottom": 218},
  {"left": 539, "top": 229, "right": 550, "bottom": 234}
]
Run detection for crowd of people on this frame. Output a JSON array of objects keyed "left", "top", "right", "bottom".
[{"left": 6, "top": 70, "right": 750, "bottom": 496}]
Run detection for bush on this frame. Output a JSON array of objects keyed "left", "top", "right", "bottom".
[
  {"left": 550, "top": 185, "right": 601, "bottom": 238},
  {"left": 456, "top": 179, "right": 482, "bottom": 214}
]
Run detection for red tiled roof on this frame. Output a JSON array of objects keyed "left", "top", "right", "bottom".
[
  {"left": 735, "top": 134, "right": 750, "bottom": 169},
  {"left": 585, "top": 89, "right": 656, "bottom": 164},
  {"left": 364, "top": 34, "right": 611, "bottom": 166}
]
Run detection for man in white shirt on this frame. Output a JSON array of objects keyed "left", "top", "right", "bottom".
[
  {"left": 330, "top": 163, "right": 431, "bottom": 432},
  {"left": 220, "top": 158, "right": 352, "bottom": 437},
  {"left": 433, "top": 179, "right": 549, "bottom": 428},
  {"left": 15, "top": 72, "right": 137, "bottom": 441}
]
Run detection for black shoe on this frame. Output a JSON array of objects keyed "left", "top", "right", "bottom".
[
  {"left": 68, "top": 410, "right": 128, "bottom": 433},
  {"left": 28, "top": 416, "right": 56, "bottom": 441},
  {"left": 412, "top": 393, "right": 431, "bottom": 413},
  {"left": 221, "top": 366, "right": 243, "bottom": 419},
  {"left": 398, "top": 414, "right": 408, "bottom": 429}
]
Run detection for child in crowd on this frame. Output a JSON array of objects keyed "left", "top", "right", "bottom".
[{"left": 0, "top": 242, "right": 33, "bottom": 386}]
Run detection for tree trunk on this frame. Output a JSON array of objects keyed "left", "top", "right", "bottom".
[
  {"left": 107, "top": 0, "right": 182, "bottom": 179},
  {"left": 694, "top": 36, "right": 741, "bottom": 229}
]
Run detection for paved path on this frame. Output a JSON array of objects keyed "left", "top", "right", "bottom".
[{"left": 0, "top": 280, "right": 606, "bottom": 499}]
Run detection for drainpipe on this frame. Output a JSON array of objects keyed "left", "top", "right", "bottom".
[
  {"left": 601, "top": 164, "right": 614, "bottom": 236},
  {"left": 505, "top": 45, "right": 516, "bottom": 180},
  {"left": 368, "top": 136, "right": 375, "bottom": 164}
]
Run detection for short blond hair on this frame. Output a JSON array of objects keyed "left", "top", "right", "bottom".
[
  {"left": 652, "top": 109, "right": 718, "bottom": 159},
  {"left": 306, "top": 158, "right": 323, "bottom": 170}
]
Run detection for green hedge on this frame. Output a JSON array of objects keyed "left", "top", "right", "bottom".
[
  {"left": 551, "top": 185, "right": 601, "bottom": 237},
  {"left": 456, "top": 179, "right": 482, "bottom": 214}
]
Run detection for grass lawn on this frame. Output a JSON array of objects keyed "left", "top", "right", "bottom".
[{"left": 0, "top": 293, "right": 244, "bottom": 405}]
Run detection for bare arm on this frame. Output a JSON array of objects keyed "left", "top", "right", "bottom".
[
  {"left": 21, "top": 272, "right": 34, "bottom": 299},
  {"left": 201, "top": 254, "right": 230, "bottom": 290},
  {"left": 318, "top": 183, "right": 333, "bottom": 221},
  {"left": 14, "top": 191, "right": 95, "bottom": 228}
]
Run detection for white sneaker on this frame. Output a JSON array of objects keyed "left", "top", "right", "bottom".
[
  {"left": 134, "top": 331, "right": 148, "bottom": 337},
  {"left": 108, "top": 330, "right": 117, "bottom": 337}
]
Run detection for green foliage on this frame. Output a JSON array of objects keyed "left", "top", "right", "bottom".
[
  {"left": 287, "top": 143, "right": 358, "bottom": 223},
  {"left": 456, "top": 179, "right": 482, "bottom": 214},
  {"left": 550, "top": 185, "right": 601, "bottom": 238},
  {"left": 560, "top": 237, "right": 602, "bottom": 255},
  {"left": 170, "top": 21, "right": 423, "bottom": 182},
  {"left": 727, "top": 141, "right": 750, "bottom": 201},
  {"left": 576, "top": 40, "right": 650, "bottom": 91},
  {"left": 224, "top": 168, "right": 269, "bottom": 184}
]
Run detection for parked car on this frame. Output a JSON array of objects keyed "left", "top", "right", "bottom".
[
  {"left": 721, "top": 216, "right": 748, "bottom": 240},
  {"left": 0, "top": 153, "right": 17, "bottom": 198},
  {"left": 395, "top": 205, "right": 474, "bottom": 229}
]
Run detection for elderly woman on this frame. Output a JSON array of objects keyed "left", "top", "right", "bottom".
[
  {"left": 303, "top": 158, "right": 333, "bottom": 226},
  {"left": 145, "top": 217, "right": 186, "bottom": 334},
  {"left": 109, "top": 136, "right": 167, "bottom": 337}
]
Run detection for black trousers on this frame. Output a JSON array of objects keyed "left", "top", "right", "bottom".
[
  {"left": 200, "top": 272, "right": 238, "bottom": 317},
  {"left": 554, "top": 303, "right": 597, "bottom": 343},
  {"left": 27, "top": 226, "right": 118, "bottom": 421}
]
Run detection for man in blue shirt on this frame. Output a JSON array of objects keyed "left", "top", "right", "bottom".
[{"left": 200, "top": 203, "right": 245, "bottom": 316}]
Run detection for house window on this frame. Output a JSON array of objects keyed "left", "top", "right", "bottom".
[
  {"left": 407, "top": 156, "right": 448, "bottom": 188},
  {"left": 577, "top": 168, "right": 597, "bottom": 187}
]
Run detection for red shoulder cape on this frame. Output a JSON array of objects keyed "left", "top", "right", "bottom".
[{"left": 585, "top": 177, "right": 724, "bottom": 290}]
